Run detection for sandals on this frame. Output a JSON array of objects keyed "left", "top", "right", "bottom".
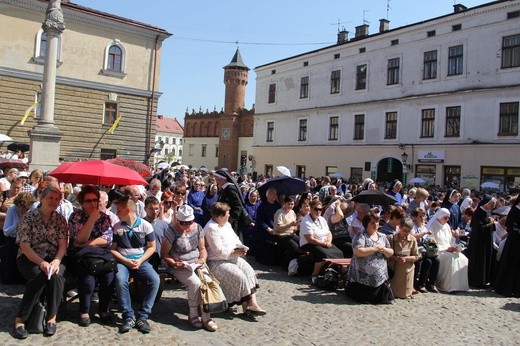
[
  {"left": 202, "top": 319, "right": 218, "bottom": 332},
  {"left": 188, "top": 316, "right": 202, "bottom": 329}
]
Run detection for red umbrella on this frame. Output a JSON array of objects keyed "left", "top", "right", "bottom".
[
  {"left": 0, "top": 158, "right": 29, "bottom": 171},
  {"left": 106, "top": 158, "right": 152, "bottom": 178},
  {"left": 49, "top": 160, "right": 148, "bottom": 186}
]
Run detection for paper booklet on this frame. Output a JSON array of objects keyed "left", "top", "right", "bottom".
[
  {"left": 235, "top": 244, "right": 249, "bottom": 251},
  {"left": 47, "top": 264, "right": 56, "bottom": 280},
  {"left": 182, "top": 261, "right": 203, "bottom": 272}
]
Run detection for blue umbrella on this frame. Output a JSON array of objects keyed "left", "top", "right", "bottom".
[{"left": 257, "top": 176, "right": 306, "bottom": 198}]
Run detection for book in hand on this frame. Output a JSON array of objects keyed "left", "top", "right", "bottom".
[
  {"left": 235, "top": 244, "right": 249, "bottom": 251},
  {"left": 181, "top": 261, "right": 203, "bottom": 272}
]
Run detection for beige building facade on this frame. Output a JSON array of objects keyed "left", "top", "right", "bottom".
[{"left": 0, "top": 0, "right": 171, "bottom": 164}]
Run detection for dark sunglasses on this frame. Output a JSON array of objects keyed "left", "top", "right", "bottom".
[
  {"left": 175, "top": 192, "right": 186, "bottom": 196},
  {"left": 313, "top": 208, "right": 323, "bottom": 211},
  {"left": 179, "top": 220, "right": 193, "bottom": 226}
]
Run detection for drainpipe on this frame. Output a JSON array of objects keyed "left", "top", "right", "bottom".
[{"left": 146, "top": 35, "right": 159, "bottom": 166}]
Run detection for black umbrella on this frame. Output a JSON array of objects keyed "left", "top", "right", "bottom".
[
  {"left": 257, "top": 176, "right": 306, "bottom": 198},
  {"left": 7, "top": 142, "right": 30, "bottom": 152},
  {"left": 351, "top": 190, "right": 397, "bottom": 207}
]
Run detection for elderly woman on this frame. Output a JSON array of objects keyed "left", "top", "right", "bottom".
[
  {"left": 426, "top": 208, "right": 469, "bottom": 293},
  {"left": 345, "top": 213, "right": 395, "bottom": 304},
  {"left": 0, "top": 167, "right": 19, "bottom": 192},
  {"left": 68, "top": 185, "right": 115, "bottom": 327},
  {"left": 161, "top": 205, "right": 217, "bottom": 332},
  {"left": 1, "top": 192, "right": 36, "bottom": 284},
  {"left": 204, "top": 202, "right": 266, "bottom": 316},
  {"left": 1, "top": 177, "right": 24, "bottom": 233},
  {"left": 467, "top": 195, "right": 497, "bottom": 288},
  {"left": 388, "top": 218, "right": 420, "bottom": 299},
  {"left": 411, "top": 208, "right": 439, "bottom": 293},
  {"left": 13, "top": 186, "right": 68, "bottom": 339},
  {"left": 300, "top": 200, "right": 343, "bottom": 281}
]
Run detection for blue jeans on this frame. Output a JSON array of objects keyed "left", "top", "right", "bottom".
[{"left": 115, "top": 261, "right": 160, "bottom": 321}]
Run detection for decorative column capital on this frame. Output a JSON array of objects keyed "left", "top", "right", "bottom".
[{"left": 42, "top": 0, "right": 66, "bottom": 33}]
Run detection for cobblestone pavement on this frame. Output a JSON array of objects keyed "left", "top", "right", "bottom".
[{"left": 1, "top": 257, "right": 520, "bottom": 345}]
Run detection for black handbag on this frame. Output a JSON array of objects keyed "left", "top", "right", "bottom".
[
  {"left": 82, "top": 257, "right": 117, "bottom": 275},
  {"left": 424, "top": 241, "right": 439, "bottom": 258},
  {"left": 26, "top": 302, "right": 46, "bottom": 334}
]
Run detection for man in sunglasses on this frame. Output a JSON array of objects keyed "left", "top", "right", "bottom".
[{"left": 111, "top": 197, "right": 160, "bottom": 334}]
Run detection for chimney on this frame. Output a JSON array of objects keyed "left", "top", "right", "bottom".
[
  {"left": 355, "top": 24, "right": 369, "bottom": 38},
  {"left": 379, "top": 19, "right": 390, "bottom": 33},
  {"left": 453, "top": 4, "right": 467, "bottom": 13},
  {"left": 337, "top": 30, "right": 349, "bottom": 44}
]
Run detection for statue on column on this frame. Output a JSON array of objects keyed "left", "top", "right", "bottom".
[{"left": 43, "top": 0, "right": 65, "bottom": 32}]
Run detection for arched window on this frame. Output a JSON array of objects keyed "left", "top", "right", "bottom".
[
  {"left": 33, "top": 29, "right": 62, "bottom": 65},
  {"left": 108, "top": 45, "right": 122, "bottom": 72},
  {"left": 103, "top": 40, "right": 126, "bottom": 76}
]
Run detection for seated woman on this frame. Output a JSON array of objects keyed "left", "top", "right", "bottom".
[
  {"left": 327, "top": 200, "right": 355, "bottom": 258},
  {"left": 162, "top": 205, "right": 217, "bottom": 332},
  {"left": 204, "top": 202, "right": 266, "bottom": 316},
  {"left": 68, "top": 185, "right": 115, "bottom": 327},
  {"left": 202, "top": 184, "right": 219, "bottom": 227},
  {"left": 13, "top": 186, "right": 68, "bottom": 339},
  {"left": 411, "top": 208, "right": 439, "bottom": 293},
  {"left": 242, "top": 188, "right": 260, "bottom": 249},
  {"left": 1, "top": 192, "right": 36, "bottom": 284},
  {"left": 345, "top": 212, "right": 395, "bottom": 304},
  {"left": 299, "top": 200, "right": 343, "bottom": 282},
  {"left": 426, "top": 208, "right": 469, "bottom": 293},
  {"left": 388, "top": 218, "right": 420, "bottom": 299},
  {"left": 187, "top": 180, "right": 205, "bottom": 225},
  {"left": 159, "top": 191, "right": 175, "bottom": 224},
  {"left": 272, "top": 196, "right": 300, "bottom": 261}
]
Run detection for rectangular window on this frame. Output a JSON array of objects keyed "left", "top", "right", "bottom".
[
  {"left": 330, "top": 70, "right": 341, "bottom": 94},
  {"left": 265, "top": 164, "right": 273, "bottom": 177},
  {"left": 103, "top": 102, "right": 117, "bottom": 125},
  {"left": 391, "top": 39, "right": 399, "bottom": 46},
  {"left": 421, "top": 109, "right": 435, "bottom": 138},
  {"left": 499, "top": 102, "right": 519, "bottom": 136},
  {"left": 326, "top": 166, "right": 338, "bottom": 176},
  {"left": 100, "top": 149, "right": 117, "bottom": 160},
  {"left": 354, "top": 114, "right": 365, "bottom": 140},
  {"left": 298, "top": 119, "right": 307, "bottom": 141},
  {"left": 502, "top": 34, "right": 520, "bottom": 69},
  {"left": 164, "top": 137, "right": 169, "bottom": 144},
  {"left": 215, "top": 145, "right": 219, "bottom": 157},
  {"left": 300, "top": 76, "right": 309, "bottom": 99},
  {"left": 387, "top": 58, "right": 400, "bottom": 85},
  {"left": 448, "top": 45, "right": 463, "bottom": 76},
  {"left": 172, "top": 138, "right": 176, "bottom": 144},
  {"left": 508, "top": 11, "right": 520, "bottom": 19},
  {"left": 355, "top": 64, "right": 367, "bottom": 90},
  {"left": 329, "top": 116, "right": 339, "bottom": 140},
  {"left": 334, "top": 53, "right": 340, "bottom": 59},
  {"left": 385, "top": 112, "right": 397, "bottom": 139},
  {"left": 427, "top": 30, "right": 436, "bottom": 37},
  {"left": 452, "top": 24, "right": 462, "bottom": 31},
  {"left": 423, "top": 50, "right": 437, "bottom": 80},
  {"left": 268, "top": 83, "right": 276, "bottom": 103},
  {"left": 201, "top": 144, "right": 207, "bottom": 157},
  {"left": 188, "top": 144, "right": 194, "bottom": 156},
  {"left": 445, "top": 106, "right": 461, "bottom": 137},
  {"left": 266, "top": 121, "right": 274, "bottom": 142}
]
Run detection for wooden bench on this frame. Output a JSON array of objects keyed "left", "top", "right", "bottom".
[{"left": 324, "top": 258, "right": 351, "bottom": 274}]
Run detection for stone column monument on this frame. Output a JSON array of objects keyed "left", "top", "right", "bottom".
[{"left": 28, "top": 0, "right": 64, "bottom": 171}]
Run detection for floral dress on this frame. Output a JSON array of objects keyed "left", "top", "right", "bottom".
[{"left": 347, "top": 230, "right": 390, "bottom": 287}]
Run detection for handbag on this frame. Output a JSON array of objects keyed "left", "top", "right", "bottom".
[
  {"left": 196, "top": 266, "right": 228, "bottom": 314},
  {"left": 26, "top": 301, "right": 46, "bottom": 334},
  {"left": 82, "top": 257, "right": 117, "bottom": 276},
  {"left": 424, "top": 241, "right": 438, "bottom": 258}
]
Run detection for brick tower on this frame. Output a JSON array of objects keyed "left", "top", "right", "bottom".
[{"left": 218, "top": 49, "right": 249, "bottom": 170}]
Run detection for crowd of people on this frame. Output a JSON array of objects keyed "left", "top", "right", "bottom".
[{"left": 1, "top": 161, "right": 520, "bottom": 339}]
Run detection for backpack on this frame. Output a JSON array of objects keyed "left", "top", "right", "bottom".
[{"left": 314, "top": 265, "right": 342, "bottom": 291}]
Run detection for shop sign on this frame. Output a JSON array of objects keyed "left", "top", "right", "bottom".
[
  {"left": 482, "top": 167, "right": 505, "bottom": 175},
  {"left": 418, "top": 150, "right": 445, "bottom": 163},
  {"left": 507, "top": 168, "right": 520, "bottom": 176}
]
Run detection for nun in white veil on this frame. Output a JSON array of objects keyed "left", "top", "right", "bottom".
[{"left": 426, "top": 208, "right": 469, "bottom": 293}]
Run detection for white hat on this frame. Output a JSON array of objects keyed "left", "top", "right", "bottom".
[
  {"left": 176, "top": 205, "right": 194, "bottom": 222},
  {"left": 18, "top": 171, "right": 29, "bottom": 178}
]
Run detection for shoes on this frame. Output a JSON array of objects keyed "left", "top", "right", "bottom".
[
  {"left": 311, "top": 276, "right": 318, "bottom": 284},
  {"left": 412, "top": 289, "right": 419, "bottom": 295},
  {"left": 13, "top": 325, "right": 28, "bottom": 339},
  {"left": 79, "top": 315, "right": 91, "bottom": 327},
  {"left": 188, "top": 316, "right": 202, "bottom": 329},
  {"left": 245, "top": 305, "right": 267, "bottom": 316},
  {"left": 44, "top": 322, "right": 57, "bottom": 336},
  {"left": 427, "top": 285, "right": 439, "bottom": 293},
  {"left": 202, "top": 319, "right": 218, "bottom": 332},
  {"left": 136, "top": 319, "right": 151, "bottom": 334},
  {"left": 90, "top": 292, "right": 99, "bottom": 303},
  {"left": 120, "top": 319, "right": 135, "bottom": 333},
  {"left": 99, "top": 312, "right": 115, "bottom": 325},
  {"left": 417, "top": 286, "right": 428, "bottom": 293}
]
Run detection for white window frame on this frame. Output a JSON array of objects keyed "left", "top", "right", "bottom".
[{"left": 102, "top": 39, "right": 127, "bottom": 77}]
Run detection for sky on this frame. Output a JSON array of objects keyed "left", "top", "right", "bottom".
[{"left": 74, "top": 0, "right": 489, "bottom": 122}]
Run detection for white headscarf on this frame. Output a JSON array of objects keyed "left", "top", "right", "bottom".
[{"left": 426, "top": 207, "right": 450, "bottom": 230}]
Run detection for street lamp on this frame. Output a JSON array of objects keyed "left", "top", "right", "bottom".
[{"left": 401, "top": 151, "right": 409, "bottom": 168}]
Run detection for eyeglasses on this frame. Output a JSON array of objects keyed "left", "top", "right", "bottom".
[
  {"left": 175, "top": 192, "right": 186, "bottom": 196},
  {"left": 179, "top": 220, "right": 193, "bottom": 226},
  {"left": 313, "top": 208, "right": 323, "bottom": 212},
  {"left": 83, "top": 198, "right": 99, "bottom": 204}
]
